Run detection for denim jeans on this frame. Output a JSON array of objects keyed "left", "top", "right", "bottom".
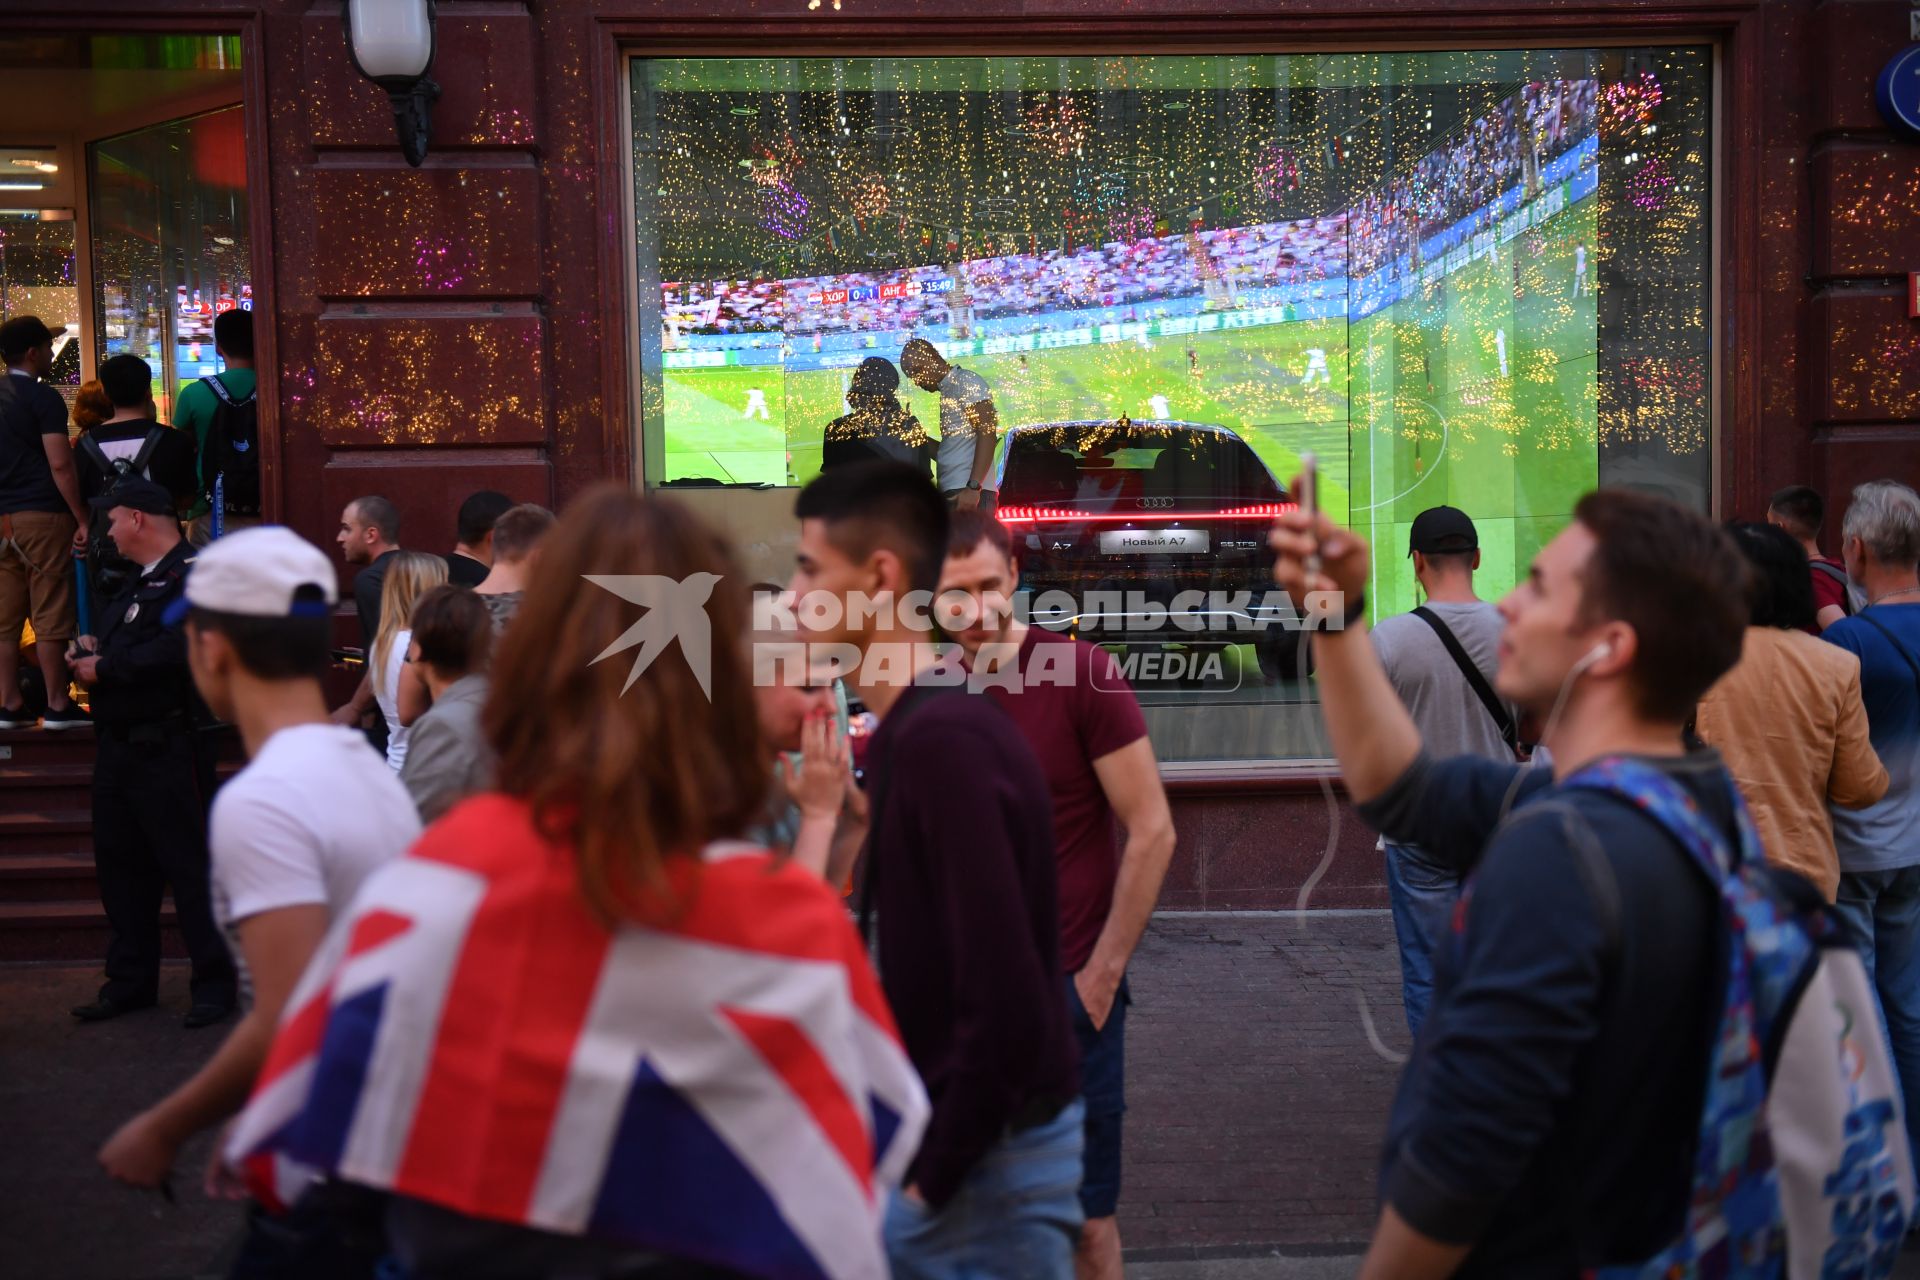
[
  {"left": 1384, "top": 841, "right": 1462, "bottom": 1037},
  {"left": 1064, "top": 974, "right": 1129, "bottom": 1219},
  {"left": 1834, "top": 866, "right": 1920, "bottom": 1165},
  {"left": 884, "top": 1098, "right": 1085, "bottom": 1279}
]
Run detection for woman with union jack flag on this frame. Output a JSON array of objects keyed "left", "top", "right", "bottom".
[{"left": 225, "top": 489, "right": 928, "bottom": 1279}]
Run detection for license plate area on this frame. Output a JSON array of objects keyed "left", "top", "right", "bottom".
[{"left": 1096, "top": 528, "right": 1211, "bottom": 555}]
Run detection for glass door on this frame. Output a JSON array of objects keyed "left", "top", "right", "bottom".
[{"left": 88, "top": 105, "right": 249, "bottom": 422}]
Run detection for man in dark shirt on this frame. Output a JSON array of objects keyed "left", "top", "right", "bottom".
[
  {"left": 0, "top": 314, "right": 90, "bottom": 729},
  {"left": 337, "top": 495, "right": 402, "bottom": 645},
  {"left": 75, "top": 354, "right": 199, "bottom": 509},
  {"left": 331, "top": 495, "right": 401, "bottom": 737},
  {"left": 789, "top": 462, "right": 1082, "bottom": 1277},
  {"left": 446, "top": 490, "right": 510, "bottom": 589},
  {"left": 68, "top": 477, "right": 235, "bottom": 1026},
  {"left": 1269, "top": 488, "right": 1753, "bottom": 1277},
  {"left": 939, "top": 508, "right": 1174, "bottom": 1280}
]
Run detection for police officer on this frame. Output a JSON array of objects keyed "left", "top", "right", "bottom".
[{"left": 67, "top": 477, "right": 235, "bottom": 1027}]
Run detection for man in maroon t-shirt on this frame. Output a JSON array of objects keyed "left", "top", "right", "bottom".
[
  {"left": 1769, "top": 484, "right": 1856, "bottom": 631},
  {"left": 940, "top": 509, "right": 1176, "bottom": 1280}
]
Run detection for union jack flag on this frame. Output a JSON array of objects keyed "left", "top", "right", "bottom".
[{"left": 226, "top": 795, "right": 927, "bottom": 1280}]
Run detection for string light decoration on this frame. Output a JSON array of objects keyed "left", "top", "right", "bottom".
[
  {"left": 1626, "top": 153, "right": 1673, "bottom": 211},
  {"left": 844, "top": 169, "right": 890, "bottom": 222},
  {"left": 1594, "top": 53, "right": 1710, "bottom": 458},
  {"left": 1107, "top": 200, "right": 1155, "bottom": 243},
  {"left": 635, "top": 49, "right": 1713, "bottom": 503},
  {"left": 761, "top": 179, "right": 811, "bottom": 240},
  {"left": 1022, "top": 93, "right": 1089, "bottom": 159},
  {"left": 1599, "top": 72, "right": 1664, "bottom": 137},
  {"left": 1255, "top": 143, "right": 1302, "bottom": 202},
  {"left": 410, "top": 233, "right": 474, "bottom": 290}
]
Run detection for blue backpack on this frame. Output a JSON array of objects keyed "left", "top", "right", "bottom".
[{"left": 1561, "top": 758, "right": 1913, "bottom": 1279}]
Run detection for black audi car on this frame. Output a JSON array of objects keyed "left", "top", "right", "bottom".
[{"left": 992, "top": 418, "right": 1311, "bottom": 680}]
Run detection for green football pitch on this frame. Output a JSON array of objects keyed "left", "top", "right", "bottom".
[
  {"left": 1350, "top": 197, "right": 1598, "bottom": 614},
  {"left": 660, "top": 197, "right": 1597, "bottom": 617},
  {"left": 660, "top": 318, "right": 1355, "bottom": 501}
]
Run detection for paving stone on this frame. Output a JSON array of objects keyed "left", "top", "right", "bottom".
[{"left": 25, "top": 912, "right": 1790, "bottom": 1277}]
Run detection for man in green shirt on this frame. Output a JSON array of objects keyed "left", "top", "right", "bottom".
[{"left": 174, "top": 308, "right": 255, "bottom": 544}]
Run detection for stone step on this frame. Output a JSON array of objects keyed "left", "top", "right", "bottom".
[
  {"left": 0, "top": 899, "right": 181, "bottom": 963},
  {"left": 0, "top": 727, "right": 100, "bottom": 769},
  {"left": 0, "top": 810, "right": 93, "bottom": 855},
  {"left": 0, "top": 853, "right": 96, "bottom": 901},
  {"left": 0, "top": 765, "right": 92, "bottom": 815}
]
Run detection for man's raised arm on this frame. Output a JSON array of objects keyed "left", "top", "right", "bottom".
[{"left": 1269, "top": 508, "right": 1422, "bottom": 805}]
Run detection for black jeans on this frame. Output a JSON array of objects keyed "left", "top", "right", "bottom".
[
  {"left": 91, "top": 726, "right": 235, "bottom": 1007},
  {"left": 386, "top": 1193, "right": 754, "bottom": 1279},
  {"left": 226, "top": 1183, "right": 390, "bottom": 1280}
]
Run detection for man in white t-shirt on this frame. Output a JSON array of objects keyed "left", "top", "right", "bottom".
[
  {"left": 98, "top": 527, "right": 421, "bottom": 1192},
  {"left": 902, "top": 337, "right": 1000, "bottom": 511}
]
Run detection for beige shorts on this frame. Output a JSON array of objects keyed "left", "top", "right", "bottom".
[{"left": 0, "top": 511, "right": 78, "bottom": 644}]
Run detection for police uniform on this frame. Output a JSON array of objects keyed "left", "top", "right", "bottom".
[{"left": 75, "top": 478, "right": 235, "bottom": 1023}]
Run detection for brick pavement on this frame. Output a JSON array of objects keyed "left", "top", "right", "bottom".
[
  {"left": 27, "top": 912, "right": 1907, "bottom": 1280},
  {"left": 1119, "top": 913, "right": 1406, "bottom": 1259}
]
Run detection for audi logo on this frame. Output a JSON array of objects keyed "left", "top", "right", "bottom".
[{"left": 1135, "top": 497, "right": 1176, "bottom": 509}]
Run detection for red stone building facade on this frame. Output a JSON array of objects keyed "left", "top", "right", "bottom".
[{"left": 21, "top": 0, "right": 1920, "bottom": 908}]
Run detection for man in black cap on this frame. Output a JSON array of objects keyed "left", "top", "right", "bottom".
[
  {"left": 67, "top": 476, "right": 235, "bottom": 1027},
  {"left": 0, "top": 314, "right": 91, "bottom": 729},
  {"left": 1367, "top": 505, "right": 1519, "bottom": 1034}
]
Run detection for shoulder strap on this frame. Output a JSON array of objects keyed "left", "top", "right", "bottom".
[
  {"left": 130, "top": 425, "right": 168, "bottom": 475},
  {"left": 1857, "top": 610, "right": 1920, "bottom": 695},
  {"left": 202, "top": 374, "right": 254, "bottom": 409},
  {"left": 77, "top": 433, "right": 118, "bottom": 478},
  {"left": 1560, "top": 756, "right": 1757, "bottom": 887},
  {"left": 1412, "top": 605, "right": 1519, "bottom": 755},
  {"left": 1810, "top": 560, "right": 1855, "bottom": 615}
]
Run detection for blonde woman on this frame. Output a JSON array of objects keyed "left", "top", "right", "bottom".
[{"left": 370, "top": 550, "right": 446, "bottom": 771}]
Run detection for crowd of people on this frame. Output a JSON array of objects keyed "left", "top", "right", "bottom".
[
  {"left": 661, "top": 215, "right": 1349, "bottom": 342},
  {"left": 663, "top": 81, "right": 1604, "bottom": 350},
  {"left": 42, "top": 462, "right": 1177, "bottom": 1279},
  {"left": 1347, "top": 77, "right": 1599, "bottom": 276},
  {"left": 9, "top": 290, "right": 1920, "bottom": 1278}
]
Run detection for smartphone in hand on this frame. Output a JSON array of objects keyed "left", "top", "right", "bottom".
[{"left": 1297, "top": 451, "right": 1320, "bottom": 575}]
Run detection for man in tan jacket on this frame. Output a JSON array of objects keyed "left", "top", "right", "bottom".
[{"left": 1694, "top": 521, "right": 1886, "bottom": 899}]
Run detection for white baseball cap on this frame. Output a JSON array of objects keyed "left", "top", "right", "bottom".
[{"left": 165, "top": 526, "right": 338, "bottom": 624}]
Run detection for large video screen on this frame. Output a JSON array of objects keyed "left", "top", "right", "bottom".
[{"left": 630, "top": 51, "right": 1710, "bottom": 756}]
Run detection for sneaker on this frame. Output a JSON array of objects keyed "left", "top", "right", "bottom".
[
  {"left": 0, "top": 705, "right": 33, "bottom": 731},
  {"left": 40, "top": 703, "right": 92, "bottom": 731}
]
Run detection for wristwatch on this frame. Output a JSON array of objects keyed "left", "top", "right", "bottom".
[{"left": 965, "top": 481, "right": 982, "bottom": 491}]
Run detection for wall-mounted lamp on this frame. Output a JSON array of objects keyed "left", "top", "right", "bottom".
[{"left": 342, "top": 0, "right": 440, "bottom": 167}]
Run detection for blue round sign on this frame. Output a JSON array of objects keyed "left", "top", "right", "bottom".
[{"left": 1878, "top": 45, "right": 1920, "bottom": 141}]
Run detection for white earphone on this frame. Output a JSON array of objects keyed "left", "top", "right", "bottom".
[{"left": 1572, "top": 641, "right": 1613, "bottom": 674}]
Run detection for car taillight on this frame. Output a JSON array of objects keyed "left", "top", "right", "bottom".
[{"left": 998, "top": 502, "right": 1295, "bottom": 525}]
